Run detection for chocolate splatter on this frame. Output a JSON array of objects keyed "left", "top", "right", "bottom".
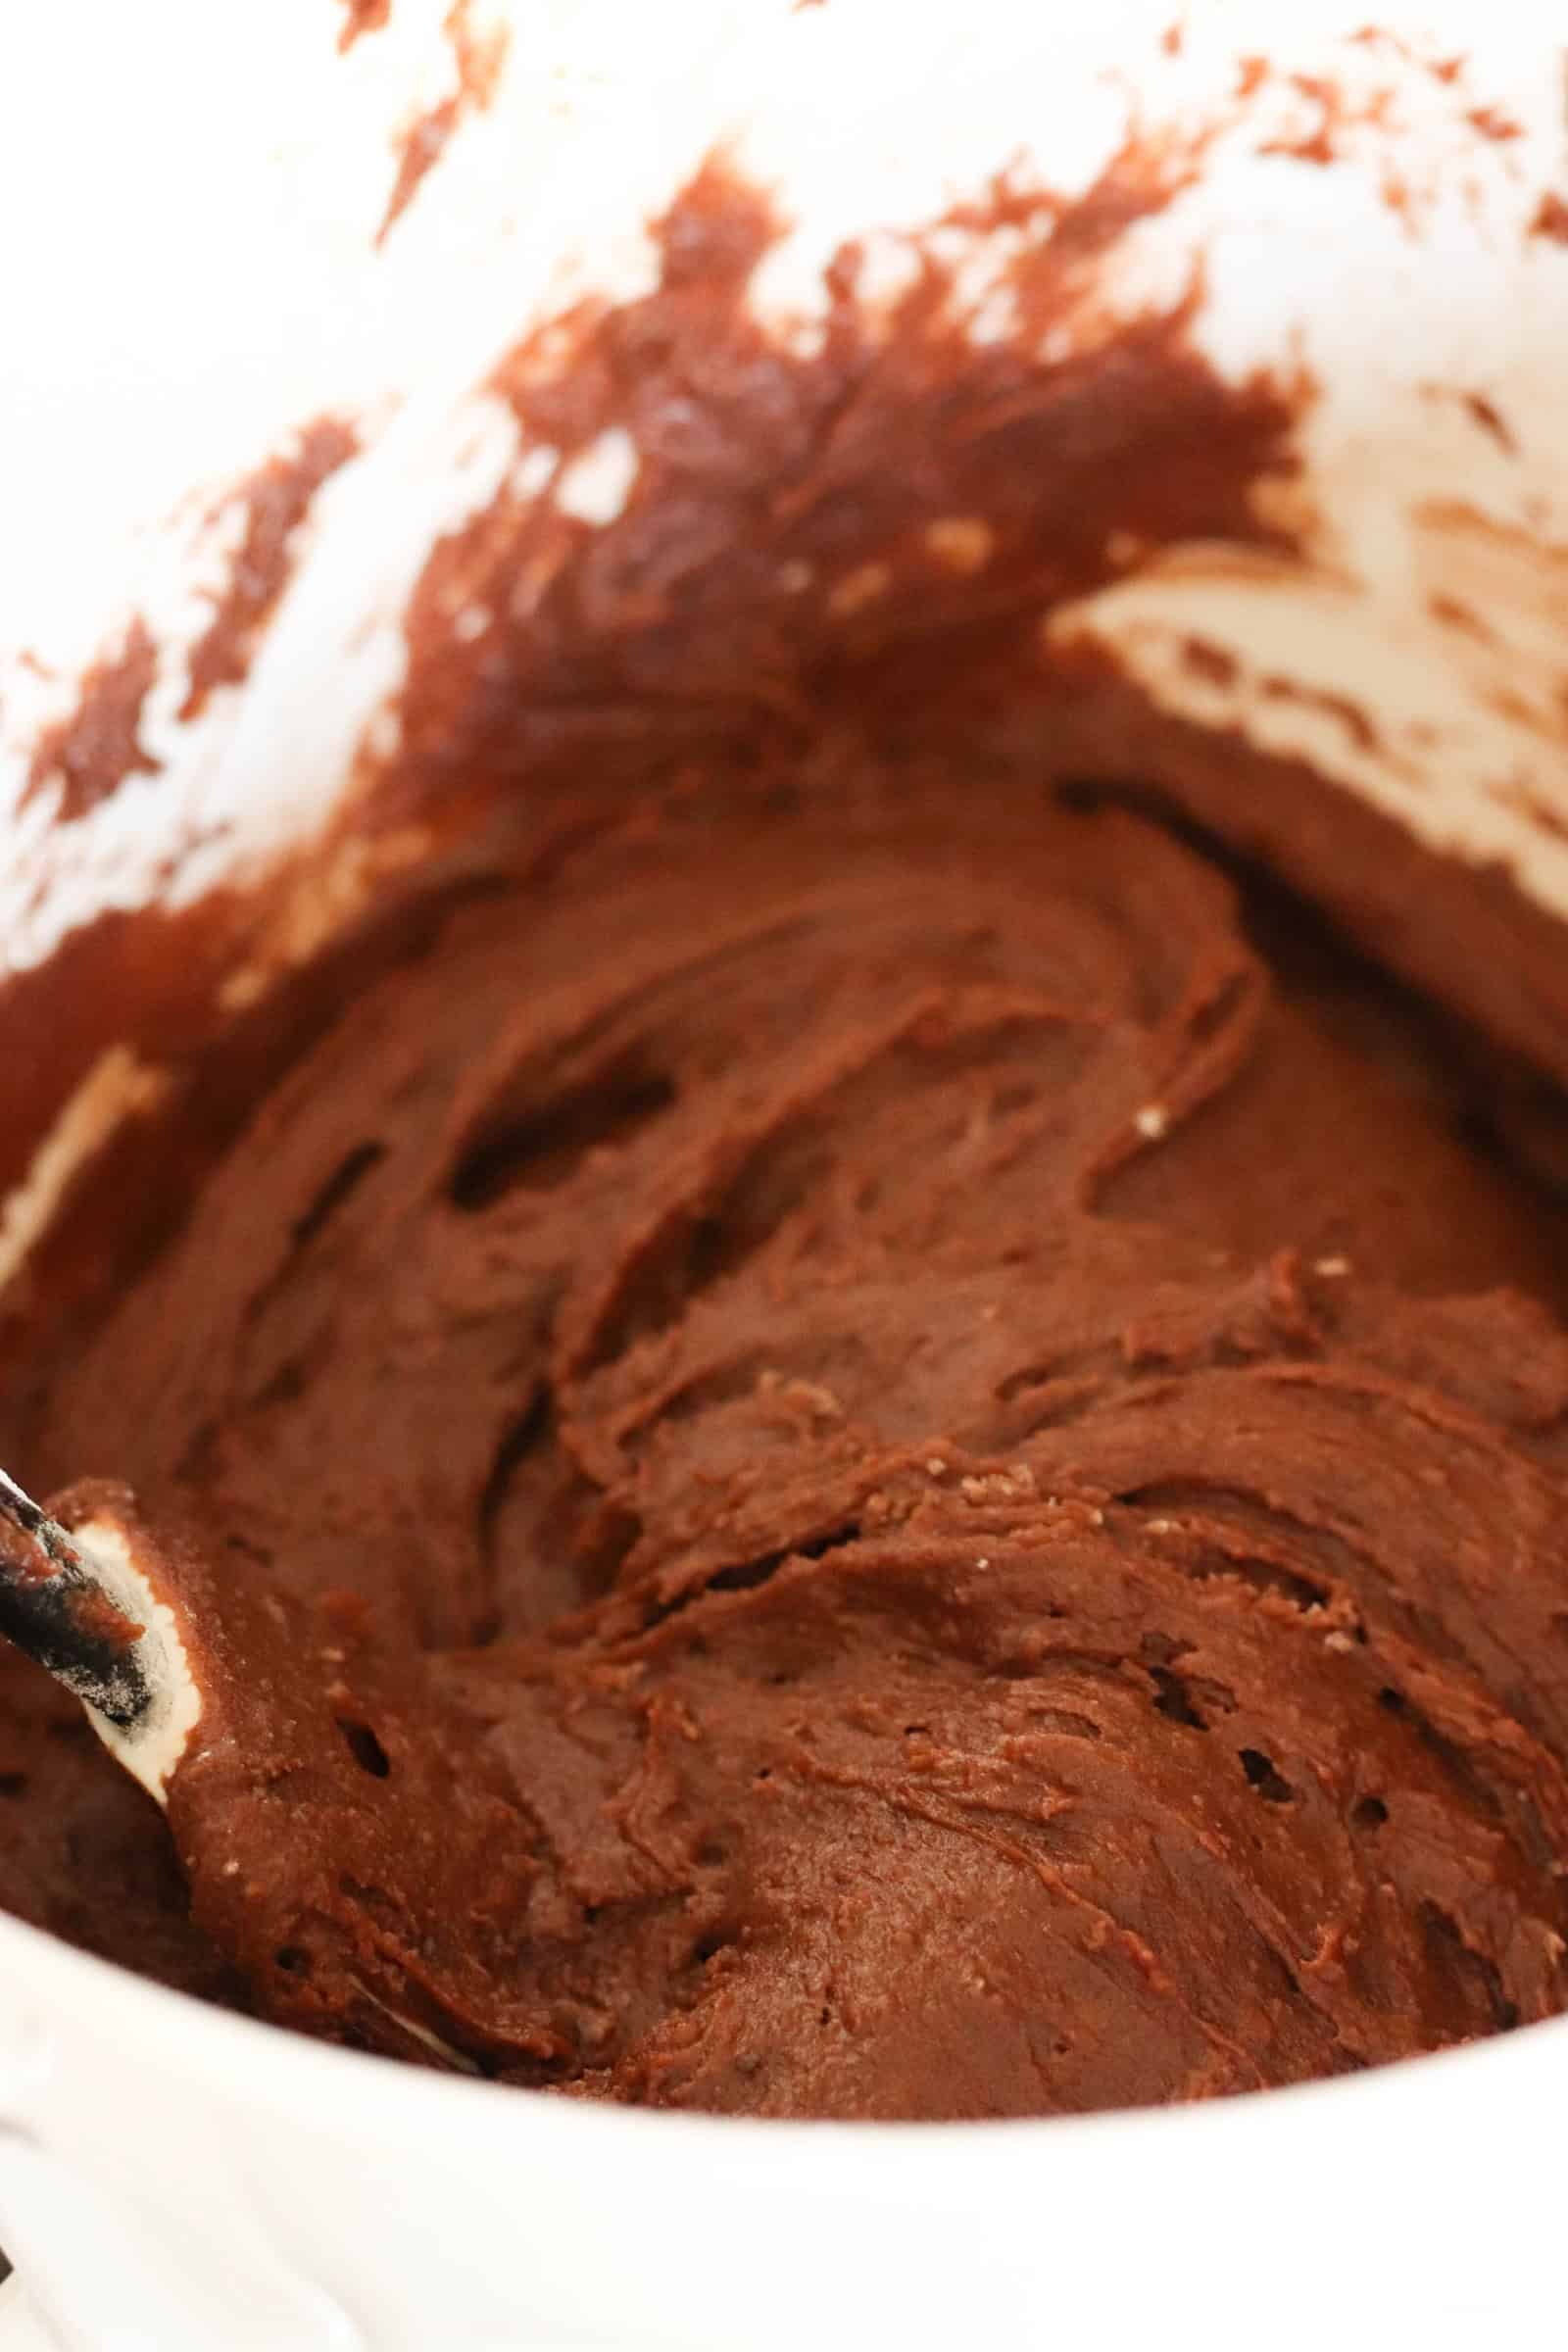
[
  {"left": 1530, "top": 191, "right": 1568, "bottom": 245},
  {"left": 1460, "top": 391, "right": 1517, "bottom": 456},
  {"left": 178, "top": 418, "right": 360, "bottom": 721},
  {"left": 376, "top": 0, "right": 508, "bottom": 244},
  {"left": 1467, "top": 104, "right": 1523, "bottom": 145},
  {"left": 1348, "top": 29, "right": 1464, "bottom": 87},
  {"left": 336, "top": 0, "right": 389, "bottom": 52},
  {"left": 379, "top": 97, "right": 462, "bottom": 243},
  {"left": 387, "top": 142, "right": 1305, "bottom": 820},
  {"left": 23, "top": 621, "right": 160, "bottom": 822},
  {"left": 1257, "top": 69, "right": 1397, "bottom": 171},
  {"left": 1260, "top": 74, "right": 1342, "bottom": 167}
]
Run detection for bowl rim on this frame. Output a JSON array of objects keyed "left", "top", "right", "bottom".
[{"left": 2, "top": 1896, "right": 1564, "bottom": 2180}]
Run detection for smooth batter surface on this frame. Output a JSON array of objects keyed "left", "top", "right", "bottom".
[{"left": 9, "top": 783, "right": 1568, "bottom": 2118}]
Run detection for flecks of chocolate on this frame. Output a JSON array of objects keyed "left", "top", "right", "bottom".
[
  {"left": 1380, "top": 170, "right": 1412, "bottom": 227},
  {"left": 1461, "top": 391, "right": 1517, "bottom": 456},
  {"left": 376, "top": 0, "right": 507, "bottom": 245},
  {"left": 380, "top": 142, "right": 1304, "bottom": 836},
  {"left": 178, "top": 418, "right": 360, "bottom": 721},
  {"left": 1259, "top": 127, "right": 1335, "bottom": 169},
  {"left": 336, "top": 0, "right": 389, "bottom": 52},
  {"left": 1530, "top": 191, "right": 1568, "bottom": 245},
  {"left": 1348, "top": 27, "right": 1464, "bottom": 87},
  {"left": 1250, "top": 48, "right": 1505, "bottom": 215},
  {"left": 1467, "top": 104, "right": 1523, "bottom": 144},
  {"left": 23, "top": 620, "right": 160, "bottom": 822},
  {"left": 1284, "top": 74, "right": 1343, "bottom": 161},
  {"left": 378, "top": 96, "right": 461, "bottom": 244},
  {"left": 1258, "top": 72, "right": 1369, "bottom": 169}
]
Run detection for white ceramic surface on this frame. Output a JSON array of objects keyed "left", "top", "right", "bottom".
[{"left": 2, "top": 4, "right": 1568, "bottom": 2343}]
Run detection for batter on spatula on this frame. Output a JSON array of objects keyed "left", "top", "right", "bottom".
[{"left": 8, "top": 784, "right": 1568, "bottom": 2119}]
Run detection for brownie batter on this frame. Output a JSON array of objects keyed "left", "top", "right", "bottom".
[{"left": 8, "top": 782, "right": 1568, "bottom": 2119}]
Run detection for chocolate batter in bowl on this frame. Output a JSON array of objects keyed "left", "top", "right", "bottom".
[{"left": 3, "top": 3, "right": 1568, "bottom": 2343}]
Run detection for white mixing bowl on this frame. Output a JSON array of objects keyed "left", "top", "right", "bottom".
[{"left": 2, "top": 5, "right": 1567, "bottom": 2342}]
